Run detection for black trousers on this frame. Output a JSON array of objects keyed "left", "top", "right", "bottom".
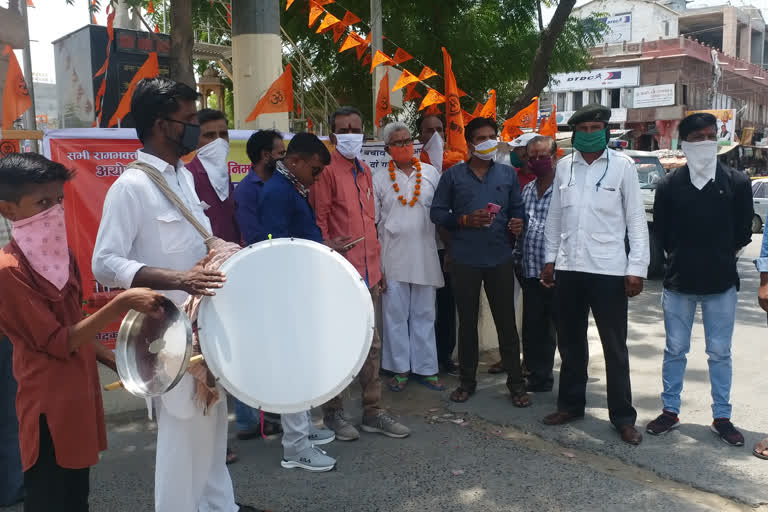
[
  {"left": 24, "top": 415, "right": 90, "bottom": 512},
  {"left": 452, "top": 259, "right": 524, "bottom": 394},
  {"left": 435, "top": 250, "right": 456, "bottom": 365},
  {"left": 521, "top": 278, "right": 558, "bottom": 390},
  {"left": 556, "top": 271, "right": 637, "bottom": 427}
]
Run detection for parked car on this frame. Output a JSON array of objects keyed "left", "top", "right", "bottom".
[
  {"left": 625, "top": 150, "right": 667, "bottom": 278},
  {"left": 751, "top": 178, "right": 768, "bottom": 233}
]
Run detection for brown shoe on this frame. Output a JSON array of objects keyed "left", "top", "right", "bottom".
[
  {"left": 488, "top": 360, "right": 504, "bottom": 374},
  {"left": 619, "top": 424, "right": 643, "bottom": 445},
  {"left": 542, "top": 411, "right": 584, "bottom": 425}
]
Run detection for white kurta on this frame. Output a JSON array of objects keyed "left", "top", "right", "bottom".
[
  {"left": 92, "top": 150, "right": 237, "bottom": 512},
  {"left": 372, "top": 161, "right": 444, "bottom": 288}
]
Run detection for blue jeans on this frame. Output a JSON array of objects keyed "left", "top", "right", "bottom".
[
  {"left": 0, "top": 337, "right": 23, "bottom": 506},
  {"left": 661, "top": 287, "right": 737, "bottom": 419},
  {"left": 233, "top": 398, "right": 260, "bottom": 432}
]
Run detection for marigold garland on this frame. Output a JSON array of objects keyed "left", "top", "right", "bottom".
[{"left": 389, "top": 158, "right": 422, "bottom": 207}]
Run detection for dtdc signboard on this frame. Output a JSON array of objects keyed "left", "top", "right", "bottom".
[
  {"left": 599, "top": 14, "right": 632, "bottom": 44},
  {"left": 549, "top": 67, "right": 640, "bottom": 92}
]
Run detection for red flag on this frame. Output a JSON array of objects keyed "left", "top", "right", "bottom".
[
  {"left": 2, "top": 46, "right": 32, "bottom": 129},
  {"left": 375, "top": 70, "right": 392, "bottom": 127},
  {"left": 393, "top": 48, "right": 413, "bottom": 65},
  {"left": 147, "top": 0, "right": 155, "bottom": 13},
  {"left": 307, "top": 118, "right": 314, "bottom": 132},
  {"left": 108, "top": 52, "right": 159, "bottom": 127},
  {"left": 245, "top": 64, "right": 294, "bottom": 123},
  {"left": 441, "top": 47, "right": 467, "bottom": 158},
  {"left": 154, "top": 24, "right": 160, "bottom": 33},
  {"left": 361, "top": 53, "right": 372, "bottom": 68},
  {"left": 479, "top": 89, "right": 497, "bottom": 121},
  {"left": 341, "top": 11, "right": 360, "bottom": 26},
  {"left": 404, "top": 83, "right": 422, "bottom": 102},
  {"left": 332, "top": 23, "right": 346, "bottom": 42}
]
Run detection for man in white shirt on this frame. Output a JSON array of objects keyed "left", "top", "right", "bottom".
[
  {"left": 375, "top": 122, "right": 445, "bottom": 392},
  {"left": 92, "top": 78, "right": 259, "bottom": 512},
  {"left": 540, "top": 104, "right": 649, "bottom": 446}
]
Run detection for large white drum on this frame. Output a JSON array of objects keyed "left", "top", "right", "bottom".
[{"left": 197, "top": 238, "right": 374, "bottom": 414}]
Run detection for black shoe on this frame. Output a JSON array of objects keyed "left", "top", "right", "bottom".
[
  {"left": 440, "top": 360, "right": 459, "bottom": 376},
  {"left": 527, "top": 383, "right": 553, "bottom": 393},
  {"left": 711, "top": 418, "right": 744, "bottom": 447},
  {"left": 646, "top": 410, "right": 680, "bottom": 436}
]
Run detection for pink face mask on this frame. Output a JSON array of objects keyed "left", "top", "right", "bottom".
[{"left": 11, "top": 204, "right": 69, "bottom": 290}]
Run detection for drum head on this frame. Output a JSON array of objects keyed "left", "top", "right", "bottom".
[
  {"left": 115, "top": 298, "right": 193, "bottom": 398},
  {"left": 197, "top": 238, "right": 374, "bottom": 414}
]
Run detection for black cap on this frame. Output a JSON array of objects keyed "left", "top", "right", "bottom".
[{"left": 568, "top": 104, "right": 611, "bottom": 126}]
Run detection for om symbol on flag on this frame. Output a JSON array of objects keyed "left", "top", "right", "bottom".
[
  {"left": 270, "top": 91, "right": 285, "bottom": 105},
  {"left": 447, "top": 94, "right": 461, "bottom": 116}
]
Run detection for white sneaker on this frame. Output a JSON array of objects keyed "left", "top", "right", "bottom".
[
  {"left": 308, "top": 425, "right": 335, "bottom": 445},
  {"left": 281, "top": 446, "right": 336, "bottom": 472}
]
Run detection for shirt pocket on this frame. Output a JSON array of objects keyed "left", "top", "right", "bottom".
[
  {"left": 591, "top": 185, "right": 621, "bottom": 214},
  {"left": 155, "top": 210, "right": 192, "bottom": 254},
  {"left": 559, "top": 185, "right": 578, "bottom": 209},
  {"left": 589, "top": 232, "right": 622, "bottom": 259}
]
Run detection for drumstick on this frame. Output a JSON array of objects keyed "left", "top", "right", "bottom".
[{"left": 104, "top": 354, "right": 205, "bottom": 391}]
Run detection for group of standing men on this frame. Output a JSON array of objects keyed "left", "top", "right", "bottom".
[{"left": 0, "top": 70, "right": 761, "bottom": 512}]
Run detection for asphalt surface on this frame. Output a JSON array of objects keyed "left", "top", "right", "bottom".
[{"left": 4, "top": 237, "right": 768, "bottom": 512}]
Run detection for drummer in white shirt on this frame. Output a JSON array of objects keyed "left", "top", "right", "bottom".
[
  {"left": 540, "top": 104, "right": 649, "bottom": 446},
  {"left": 92, "top": 79, "right": 259, "bottom": 512},
  {"left": 374, "top": 122, "right": 445, "bottom": 392}
]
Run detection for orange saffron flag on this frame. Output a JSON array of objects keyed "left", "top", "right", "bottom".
[
  {"left": 393, "top": 48, "right": 413, "bottom": 65},
  {"left": 245, "top": 64, "right": 294, "bottom": 123},
  {"left": 356, "top": 33, "right": 371, "bottom": 60},
  {"left": 404, "top": 83, "right": 422, "bottom": 102},
  {"left": 2, "top": 46, "right": 32, "bottom": 130},
  {"left": 392, "top": 69, "right": 419, "bottom": 92},
  {"left": 361, "top": 53, "right": 372, "bottom": 67},
  {"left": 418, "top": 66, "right": 437, "bottom": 81},
  {"left": 500, "top": 121, "right": 523, "bottom": 142},
  {"left": 286, "top": 0, "right": 295, "bottom": 10},
  {"left": 316, "top": 12, "right": 341, "bottom": 34},
  {"left": 539, "top": 105, "right": 558, "bottom": 138},
  {"left": 425, "top": 104, "right": 442, "bottom": 115},
  {"left": 108, "top": 52, "right": 159, "bottom": 127},
  {"left": 507, "top": 96, "right": 539, "bottom": 129},
  {"left": 375, "top": 70, "right": 392, "bottom": 127},
  {"left": 370, "top": 50, "right": 394, "bottom": 74},
  {"left": 462, "top": 110, "right": 474, "bottom": 125},
  {"left": 332, "top": 23, "right": 346, "bottom": 42},
  {"left": 341, "top": 11, "right": 361, "bottom": 26},
  {"left": 471, "top": 102, "right": 483, "bottom": 118},
  {"left": 479, "top": 89, "right": 497, "bottom": 120},
  {"left": 147, "top": 0, "right": 155, "bottom": 13},
  {"left": 307, "top": 118, "right": 314, "bottom": 132},
  {"left": 339, "top": 32, "right": 364, "bottom": 53},
  {"left": 308, "top": 1, "right": 324, "bottom": 27},
  {"left": 419, "top": 88, "right": 445, "bottom": 111},
  {"left": 441, "top": 47, "right": 467, "bottom": 157}
]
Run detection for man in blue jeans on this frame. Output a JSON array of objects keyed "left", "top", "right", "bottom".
[{"left": 647, "top": 113, "right": 753, "bottom": 445}]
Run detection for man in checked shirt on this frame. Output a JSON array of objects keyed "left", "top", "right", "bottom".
[{"left": 519, "top": 136, "right": 559, "bottom": 392}]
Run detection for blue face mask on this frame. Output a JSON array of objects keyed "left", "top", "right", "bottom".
[{"left": 573, "top": 129, "right": 608, "bottom": 153}]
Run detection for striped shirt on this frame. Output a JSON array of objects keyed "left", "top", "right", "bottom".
[
  {"left": 0, "top": 216, "right": 10, "bottom": 249},
  {"left": 521, "top": 179, "right": 553, "bottom": 279}
]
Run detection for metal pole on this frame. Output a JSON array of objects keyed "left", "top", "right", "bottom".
[
  {"left": 19, "top": 0, "right": 38, "bottom": 151},
  {"left": 163, "top": 0, "right": 167, "bottom": 33},
  {"left": 370, "top": 0, "right": 383, "bottom": 136}
]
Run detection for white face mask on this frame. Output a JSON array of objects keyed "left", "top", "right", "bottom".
[
  {"left": 472, "top": 139, "right": 498, "bottom": 161},
  {"left": 196, "top": 138, "right": 231, "bottom": 201},
  {"left": 681, "top": 140, "right": 717, "bottom": 190},
  {"left": 334, "top": 133, "right": 364, "bottom": 160}
]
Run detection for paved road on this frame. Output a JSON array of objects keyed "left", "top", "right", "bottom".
[{"left": 5, "top": 237, "right": 768, "bottom": 512}]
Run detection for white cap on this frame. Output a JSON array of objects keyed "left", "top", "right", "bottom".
[{"left": 510, "top": 132, "right": 541, "bottom": 148}]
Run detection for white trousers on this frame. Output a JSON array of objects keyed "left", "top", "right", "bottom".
[
  {"left": 382, "top": 281, "right": 438, "bottom": 375},
  {"left": 154, "top": 376, "right": 238, "bottom": 512},
  {"left": 281, "top": 411, "right": 311, "bottom": 457}
]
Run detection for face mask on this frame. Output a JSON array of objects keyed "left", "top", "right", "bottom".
[
  {"left": 528, "top": 156, "right": 554, "bottom": 177},
  {"left": 681, "top": 140, "right": 718, "bottom": 190},
  {"left": 509, "top": 151, "right": 522, "bottom": 168},
  {"left": 165, "top": 119, "right": 201, "bottom": 156},
  {"left": 11, "top": 204, "right": 69, "bottom": 290},
  {"left": 196, "top": 138, "right": 231, "bottom": 201},
  {"left": 334, "top": 133, "right": 364, "bottom": 160},
  {"left": 472, "top": 139, "right": 498, "bottom": 161},
  {"left": 573, "top": 129, "right": 607, "bottom": 153},
  {"left": 389, "top": 143, "right": 415, "bottom": 163}
]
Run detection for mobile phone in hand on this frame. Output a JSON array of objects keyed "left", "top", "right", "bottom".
[{"left": 343, "top": 236, "right": 365, "bottom": 250}]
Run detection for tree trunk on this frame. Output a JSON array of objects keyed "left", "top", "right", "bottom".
[
  {"left": 170, "top": 0, "right": 195, "bottom": 86},
  {"left": 505, "top": 0, "right": 577, "bottom": 118}
]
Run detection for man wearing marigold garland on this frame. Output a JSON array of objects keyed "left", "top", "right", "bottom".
[{"left": 374, "top": 122, "right": 445, "bottom": 393}]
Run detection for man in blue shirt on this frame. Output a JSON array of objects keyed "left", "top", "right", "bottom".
[{"left": 430, "top": 117, "right": 527, "bottom": 406}]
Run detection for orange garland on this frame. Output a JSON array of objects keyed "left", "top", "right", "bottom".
[{"left": 389, "top": 158, "right": 422, "bottom": 207}]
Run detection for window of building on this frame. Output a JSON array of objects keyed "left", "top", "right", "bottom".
[
  {"left": 589, "top": 90, "right": 601, "bottom": 105},
  {"left": 572, "top": 91, "right": 583, "bottom": 110},
  {"left": 556, "top": 92, "right": 566, "bottom": 111},
  {"left": 609, "top": 89, "right": 621, "bottom": 108},
  {"left": 663, "top": 21, "right": 669, "bottom": 36},
  {"left": 682, "top": 84, "right": 688, "bottom": 105}
]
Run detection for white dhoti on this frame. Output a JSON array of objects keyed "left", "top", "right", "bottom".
[
  {"left": 382, "top": 281, "right": 438, "bottom": 375},
  {"left": 154, "top": 374, "right": 238, "bottom": 512}
]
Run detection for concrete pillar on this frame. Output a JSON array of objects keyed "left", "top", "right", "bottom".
[
  {"left": 723, "top": 8, "right": 738, "bottom": 58},
  {"left": 740, "top": 24, "right": 752, "bottom": 63},
  {"left": 751, "top": 29, "right": 764, "bottom": 67},
  {"left": 232, "top": 0, "right": 288, "bottom": 131}
]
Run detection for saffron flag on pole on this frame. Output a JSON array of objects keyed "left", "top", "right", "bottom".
[
  {"left": 245, "top": 64, "right": 294, "bottom": 123},
  {"left": 508, "top": 96, "right": 539, "bottom": 128},
  {"left": 441, "top": 47, "right": 467, "bottom": 158},
  {"left": 108, "top": 52, "right": 159, "bottom": 127},
  {"left": 478, "top": 89, "right": 497, "bottom": 120},
  {"left": 375, "top": 70, "right": 391, "bottom": 127},
  {"left": 2, "top": 46, "right": 32, "bottom": 129},
  {"left": 471, "top": 102, "right": 484, "bottom": 118}
]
